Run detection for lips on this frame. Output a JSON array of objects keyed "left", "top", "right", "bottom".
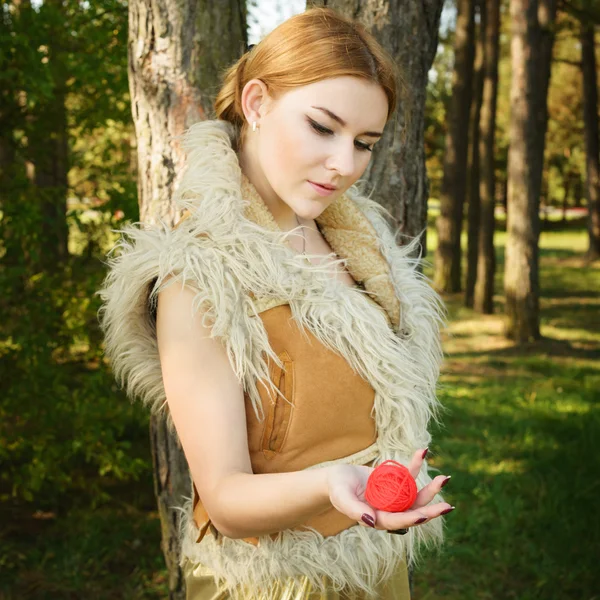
[{"left": 309, "top": 181, "right": 337, "bottom": 191}]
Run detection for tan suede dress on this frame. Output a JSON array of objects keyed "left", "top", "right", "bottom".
[{"left": 185, "top": 304, "right": 411, "bottom": 600}]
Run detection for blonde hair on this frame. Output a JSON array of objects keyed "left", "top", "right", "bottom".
[{"left": 214, "top": 7, "right": 402, "bottom": 147}]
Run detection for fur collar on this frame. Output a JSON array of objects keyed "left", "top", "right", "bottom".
[
  {"left": 98, "top": 119, "right": 445, "bottom": 599},
  {"left": 239, "top": 172, "right": 401, "bottom": 327}
]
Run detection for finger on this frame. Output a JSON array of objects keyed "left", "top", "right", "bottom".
[
  {"left": 408, "top": 448, "right": 428, "bottom": 480},
  {"left": 374, "top": 502, "right": 454, "bottom": 531},
  {"left": 412, "top": 474, "right": 451, "bottom": 509}
]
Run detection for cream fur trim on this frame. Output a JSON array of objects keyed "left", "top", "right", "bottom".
[{"left": 97, "top": 119, "right": 445, "bottom": 598}]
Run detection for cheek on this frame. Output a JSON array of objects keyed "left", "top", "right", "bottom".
[
  {"left": 259, "top": 119, "right": 320, "bottom": 186},
  {"left": 353, "top": 154, "right": 372, "bottom": 181}
]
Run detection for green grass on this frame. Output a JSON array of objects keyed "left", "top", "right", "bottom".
[
  {"left": 1, "top": 228, "right": 597, "bottom": 599},
  {"left": 0, "top": 485, "right": 169, "bottom": 599},
  {"left": 414, "top": 228, "right": 600, "bottom": 600}
]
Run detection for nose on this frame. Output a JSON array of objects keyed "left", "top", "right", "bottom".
[{"left": 326, "top": 140, "right": 355, "bottom": 177}]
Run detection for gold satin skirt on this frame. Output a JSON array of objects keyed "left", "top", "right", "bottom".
[{"left": 182, "top": 559, "right": 411, "bottom": 600}]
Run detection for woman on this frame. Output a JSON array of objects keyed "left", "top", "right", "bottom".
[{"left": 98, "top": 7, "right": 452, "bottom": 600}]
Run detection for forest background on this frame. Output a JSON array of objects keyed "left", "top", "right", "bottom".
[{"left": 1, "top": 0, "right": 599, "bottom": 599}]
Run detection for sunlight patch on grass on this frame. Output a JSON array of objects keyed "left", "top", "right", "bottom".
[
  {"left": 551, "top": 399, "right": 593, "bottom": 415},
  {"left": 467, "top": 458, "right": 527, "bottom": 476},
  {"left": 445, "top": 316, "right": 505, "bottom": 336},
  {"left": 540, "top": 324, "right": 600, "bottom": 344}
]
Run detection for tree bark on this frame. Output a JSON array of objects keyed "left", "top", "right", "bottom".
[
  {"left": 562, "top": 175, "right": 571, "bottom": 223},
  {"left": 29, "top": 86, "right": 69, "bottom": 269},
  {"left": 465, "top": 0, "right": 485, "bottom": 308},
  {"left": 504, "top": 0, "right": 557, "bottom": 343},
  {"left": 474, "top": 0, "right": 500, "bottom": 314},
  {"left": 434, "top": 0, "right": 476, "bottom": 292},
  {"left": 580, "top": 21, "right": 600, "bottom": 260},
  {"left": 128, "top": 1, "right": 247, "bottom": 596},
  {"left": 308, "top": 0, "right": 445, "bottom": 250},
  {"left": 27, "top": 0, "right": 69, "bottom": 271}
]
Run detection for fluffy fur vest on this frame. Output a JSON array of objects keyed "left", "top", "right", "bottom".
[{"left": 97, "top": 119, "right": 446, "bottom": 599}]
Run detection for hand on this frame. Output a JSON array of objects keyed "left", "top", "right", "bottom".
[{"left": 325, "top": 448, "right": 453, "bottom": 531}]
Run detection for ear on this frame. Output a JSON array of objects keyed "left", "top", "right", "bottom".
[{"left": 240, "top": 78, "right": 272, "bottom": 126}]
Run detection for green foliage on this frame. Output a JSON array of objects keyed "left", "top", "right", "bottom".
[
  {"left": 1, "top": 503, "right": 168, "bottom": 598},
  {"left": 1, "top": 0, "right": 141, "bottom": 515},
  {"left": 0, "top": 0, "right": 136, "bottom": 273},
  {"left": 0, "top": 259, "right": 152, "bottom": 510}
]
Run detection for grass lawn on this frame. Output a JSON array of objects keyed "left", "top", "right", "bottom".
[
  {"left": 1, "top": 228, "right": 597, "bottom": 599},
  {"left": 414, "top": 228, "right": 600, "bottom": 599}
]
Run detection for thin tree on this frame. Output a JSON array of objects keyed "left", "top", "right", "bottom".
[
  {"left": 308, "top": 0, "right": 445, "bottom": 246},
  {"left": 128, "top": 1, "right": 247, "bottom": 596},
  {"left": 465, "top": 0, "right": 485, "bottom": 308},
  {"left": 474, "top": 0, "right": 500, "bottom": 314},
  {"left": 580, "top": 21, "right": 600, "bottom": 260},
  {"left": 434, "top": 0, "right": 476, "bottom": 292},
  {"left": 28, "top": 0, "right": 70, "bottom": 269},
  {"left": 504, "top": 0, "right": 557, "bottom": 342},
  {"left": 1, "top": 0, "right": 33, "bottom": 294}
]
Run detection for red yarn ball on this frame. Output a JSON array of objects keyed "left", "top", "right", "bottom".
[{"left": 365, "top": 460, "right": 418, "bottom": 512}]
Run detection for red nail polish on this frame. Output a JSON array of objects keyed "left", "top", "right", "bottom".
[
  {"left": 441, "top": 476, "right": 452, "bottom": 488},
  {"left": 361, "top": 513, "right": 375, "bottom": 528},
  {"left": 440, "top": 506, "right": 455, "bottom": 515},
  {"left": 421, "top": 448, "right": 429, "bottom": 460},
  {"left": 414, "top": 517, "right": 427, "bottom": 524}
]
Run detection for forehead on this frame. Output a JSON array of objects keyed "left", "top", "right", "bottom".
[{"left": 276, "top": 76, "right": 388, "bottom": 130}]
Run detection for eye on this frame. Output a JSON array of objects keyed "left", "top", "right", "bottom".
[
  {"left": 355, "top": 141, "right": 373, "bottom": 153},
  {"left": 307, "top": 117, "right": 373, "bottom": 153},
  {"left": 308, "top": 118, "right": 333, "bottom": 136}
]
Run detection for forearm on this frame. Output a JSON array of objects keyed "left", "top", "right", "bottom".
[{"left": 212, "top": 466, "right": 333, "bottom": 539}]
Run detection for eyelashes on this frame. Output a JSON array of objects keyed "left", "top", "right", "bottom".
[{"left": 307, "top": 117, "right": 373, "bottom": 152}]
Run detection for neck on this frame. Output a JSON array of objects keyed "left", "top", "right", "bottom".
[{"left": 237, "top": 142, "right": 301, "bottom": 232}]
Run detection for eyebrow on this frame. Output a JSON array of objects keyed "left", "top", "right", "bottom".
[{"left": 311, "top": 106, "right": 383, "bottom": 138}]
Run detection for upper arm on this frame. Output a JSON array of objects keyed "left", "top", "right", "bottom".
[{"left": 155, "top": 278, "right": 253, "bottom": 530}]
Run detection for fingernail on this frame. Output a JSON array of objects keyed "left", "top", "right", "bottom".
[
  {"left": 440, "top": 506, "right": 455, "bottom": 515},
  {"left": 414, "top": 517, "right": 427, "bottom": 524},
  {"left": 441, "top": 476, "right": 452, "bottom": 488},
  {"left": 361, "top": 513, "right": 375, "bottom": 528},
  {"left": 421, "top": 448, "right": 429, "bottom": 460}
]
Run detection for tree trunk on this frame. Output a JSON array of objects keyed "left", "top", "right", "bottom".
[
  {"left": 0, "top": 125, "right": 24, "bottom": 302},
  {"left": 29, "top": 87, "right": 69, "bottom": 270},
  {"left": 504, "top": 0, "right": 557, "bottom": 343},
  {"left": 28, "top": 0, "right": 70, "bottom": 270},
  {"left": 580, "top": 21, "right": 600, "bottom": 261},
  {"left": 1, "top": 0, "right": 33, "bottom": 298},
  {"left": 128, "top": 1, "right": 247, "bottom": 596},
  {"left": 574, "top": 178, "right": 583, "bottom": 208},
  {"left": 474, "top": 0, "right": 500, "bottom": 314},
  {"left": 465, "top": 0, "right": 485, "bottom": 308},
  {"left": 308, "top": 0, "right": 445, "bottom": 250},
  {"left": 434, "top": 0, "right": 476, "bottom": 292},
  {"left": 562, "top": 176, "right": 571, "bottom": 223}
]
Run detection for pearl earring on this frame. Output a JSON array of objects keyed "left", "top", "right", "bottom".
[{"left": 252, "top": 121, "right": 258, "bottom": 132}]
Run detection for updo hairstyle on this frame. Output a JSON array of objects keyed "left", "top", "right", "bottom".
[{"left": 213, "top": 7, "right": 402, "bottom": 150}]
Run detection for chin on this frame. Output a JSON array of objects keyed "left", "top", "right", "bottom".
[{"left": 296, "top": 198, "right": 330, "bottom": 221}]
